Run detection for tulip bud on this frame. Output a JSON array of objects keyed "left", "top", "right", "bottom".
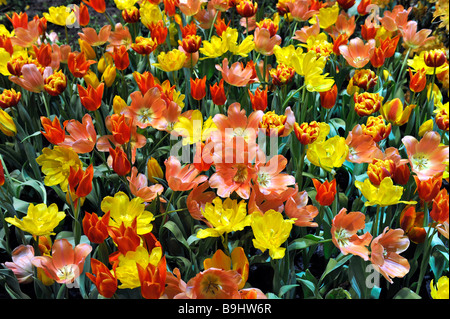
[
  {"left": 40, "top": 116, "right": 65, "bottom": 145},
  {"left": 122, "top": 6, "right": 140, "bottom": 24},
  {"left": 190, "top": 76, "right": 207, "bottom": 101},
  {"left": 259, "top": 111, "right": 287, "bottom": 136},
  {"left": 312, "top": 178, "right": 337, "bottom": 206},
  {"left": 131, "top": 36, "right": 158, "bottom": 56},
  {"left": 147, "top": 157, "right": 164, "bottom": 184},
  {"left": 435, "top": 108, "right": 449, "bottom": 131},
  {"left": 319, "top": 84, "right": 338, "bottom": 109},
  {"left": 409, "top": 68, "right": 427, "bottom": 93},
  {"left": 109, "top": 147, "right": 131, "bottom": 176},
  {"left": 0, "top": 108, "right": 17, "bottom": 137},
  {"left": 424, "top": 49, "right": 447, "bottom": 68},
  {"left": 418, "top": 119, "right": 434, "bottom": 137},
  {"left": 210, "top": 79, "right": 227, "bottom": 106},
  {"left": 269, "top": 63, "right": 295, "bottom": 86},
  {"left": 236, "top": 0, "right": 258, "bottom": 17},
  {"left": 352, "top": 69, "right": 378, "bottom": 91},
  {"left": 430, "top": 188, "right": 449, "bottom": 224},
  {"left": 354, "top": 92, "right": 383, "bottom": 117},
  {"left": 361, "top": 115, "right": 391, "bottom": 143},
  {"left": 249, "top": 87, "right": 268, "bottom": 111},
  {"left": 113, "top": 95, "right": 128, "bottom": 114},
  {"left": 393, "top": 164, "right": 410, "bottom": 185},
  {"left": 113, "top": 45, "right": 130, "bottom": 71},
  {"left": 370, "top": 47, "right": 385, "bottom": 69},
  {"left": 101, "top": 64, "right": 116, "bottom": 87}
]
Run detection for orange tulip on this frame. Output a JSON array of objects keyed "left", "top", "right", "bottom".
[
  {"left": 6, "top": 12, "right": 28, "bottom": 29},
  {"left": 357, "top": 0, "right": 371, "bottom": 15},
  {"left": 148, "top": 20, "right": 168, "bottom": 46},
  {"left": 210, "top": 79, "right": 227, "bottom": 105},
  {"left": 400, "top": 205, "right": 426, "bottom": 244},
  {"left": 164, "top": 0, "right": 179, "bottom": 17},
  {"left": 107, "top": 219, "right": 141, "bottom": 257},
  {"left": 312, "top": 178, "right": 337, "bottom": 206},
  {"left": 248, "top": 87, "right": 268, "bottom": 111},
  {"left": 414, "top": 174, "right": 442, "bottom": 203},
  {"left": 409, "top": 68, "right": 427, "bottom": 93},
  {"left": 76, "top": 3, "right": 90, "bottom": 27},
  {"left": 185, "top": 268, "right": 242, "bottom": 299},
  {"left": 68, "top": 51, "right": 96, "bottom": 78},
  {"left": 86, "top": 258, "right": 118, "bottom": 298},
  {"left": 284, "top": 186, "right": 319, "bottom": 227},
  {"left": 179, "top": 34, "right": 202, "bottom": 53},
  {"left": 319, "top": 84, "right": 338, "bottom": 109},
  {"left": 430, "top": 188, "right": 449, "bottom": 224},
  {"left": 190, "top": 76, "right": 207, "bottom": 101},
  {"left": 33, "top": 43, "right": 53, "bottom": 67},
  {"left": 9, "top": 63, "right": 53, "bottom": 93},
  {"left": 400, "top": 21, "right": 434, "bottom": 50},
  {"left": 109, "top": 146, "right": 131, "bottom": 176},
  {"left": 0, "top": 35, "right": 13, "bottom": 55},
  {"left": 59, "top": 114, "right": 97, "bottom": 154},
  {"left": 370, "top": 47, "right": 385, "bottom": 69},
  {"left": 137, "top": 256, "right": 167, "bottom": 299},
  {"left": 78, "top": 25, "right": 111, "bottom": 47},
  {"left": 78, "top": 83, "right": 104, "bottom": 111},
  {"left": 113, "top": 45, "right": 130, "bottom": 71},
  {"left": 361, "top": 19, "right": 379, "bottom": 41},
  {"left": 332, "top": 33, "right": 349, "bottom": 56},
  {"left": 68, "top": 164, "right": 94, "bottom": 200},
  {"left": 40, "top": 116, "right": 66, "bottom": 145},
  {"left": 0, "top": 89, "right": 22, "bottom": 110},
  {"left": 254, "top": 27, "right": 282, "bottom": 56},
  {"left": 331, "top": 208, "right": 372, "bottom": 260},
  {"left": 186, "top": 181, "right": 216, "bottom": 224},
  {"left": 379, "top": 35, "right": 400, "bottom": 59},
  {"left": 82, "top": 211, "right": 110, "bottom": 244},
  {"left": 270, "top": 63, "right": 296, "bottom": 86},
  {"left": 110, "top": 113, "right": 132, "bottom": 145},
  {"left": 393, "top": 163, "right": 411, "bottom": 185},
  {"left": 82, "top": 0, "right": 106, "bottom": 13},
  {"left": 131, "top": 36, "right": 158, "bottom": 56},
  {"left": 345, "top": 124, "right": 383, "bottom": 164},
  {"left": 0, "top": 160, "right": 4, "bottom": 187},
  {"left": 133, "top": 71, "right": 158, "bottom": 95},
  {"left": 294, "top": 121, "right": 321, "bottom": 145},
  {"left": 353, "top": 92, "right": 383, "bottom": 117}
]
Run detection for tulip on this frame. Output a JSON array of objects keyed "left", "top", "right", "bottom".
[
  {"left": 43, "top": 6, "right": 76, "bottom": 27},
  {"left": 399, "top": 205, "right": 426, "bottom": 244},
  {"left": 179, "top": 34, "right": 202, "bottom": 53},
  {"left": 339, "top": 37, "right": 376, "bottom": 68},
  {"left": 430, "top": 276, "right": 449, "bottom": 299},
  {"left": 249, "top": 87, "right": 268, "bottom": 111},
  {"left": 153, "top": 49, "right": 187, "bottom": 72},
  {"left": 190, "top": 76, "right": 207, "bottom": 101},
  {"left": 357, "top": 0, "right": 371, "bottom": 15},
  {"left": 424, "top": 49, "right": 447, "bottom": 68},
  {"left": 361, "top": 115, "right": 391, "bottom": 143},
  {"left": 0, "top": 108, "right": 17, "bottom": 137},
  {"left": 40, "top": 116, "right": 66, "bottom": 145},
  {"left": 77, "top": 3, "right": 90, "bottom": 26},
  {"left": 3, "top": 245, "right": 35, "bottom": 284},
  {"left": 44, "top": 70, "right": 67, "bottom": 96},
  {"left": 113, "top": 45, "right": 130, "bottom": 71},
  {"left": 312, "top": 178, "right": 337, "bottom": 206},
  {"left": 78, "top": 39, "right": 96, "bottom": 60},
  {"left": 379, "top": 35, "right": 400, "bottom": 59},
  {"left": 409, "top": 68, "right": 427, "bottom": 93},
  {"left": 6, "top": 12, "right": 28, "bottom": 29},
  {"left": 0, "top": 160, "right": 4, "bottom": 187},
  {"left": 82, "top": 211, "right": 110, "bottom": 244},
  {"left": 430, "top": 188, "right": 449, "bottom": 224},
  {"left": 270, "top": 63, "right": 296, "bottom": 86},
  {"left": 210, "top": 79, "right": 227, "bottom": 105},
  {"left": 78, "top": 83, "right": 104, "bottom": 111},
  {"left": 9, "top": 64, "right": 53, "bottom": 93},
  {"left": 101, "top": 64, "right": 116, "bottom": 87},
  {"left": 82, "top": 0, "right": 106, "bottom": 13},
  {"left": 86, "top": 259, "right": 117, "bottom": 298},
  {"left": 367, "top": 159, "right": 396, "bottom": 186},
  {"left": 380, "top": 98, "right": 415, "bottom": 126},
  {"left": 131, "top": 36, "right": 158, "bottom": 56},
  {"left": 355, "top": 177, "right": 416, "bottom": 207},
  {"left": 78, "top": 25, "right": 111, "bottom": 47},
  {"left": 393, "top": 163, "right": 411, "bottom": 185},
  {"left": 236, "top": 0, "right": 258, "bottom": 17},
  {"left": 109, "top": 146, "right": 131, "bottom": 176},
  {"left": 33, "top": 43, "right": 52, "bottom": 67},
  {"left": 0, "top": 88, "right": 22, "bottom": 109},
  {"left": 68, "top": 164, "right": 94, "bottom": 199},
  {"left": 147, "top": 157, "right": 164, "bottom": 184},
  {"left": 370, "top": 47, "right": 385, "bottom": 69},
  {"left": 109, "top": 113, "right": 132, "bottom": 145},
  {"left": 137, "top": 259, "right": 167, "bottom": 299},
  {"left": 67, "top": 51, "right": 96, "bottom": 78},
  {"left": 319, "top": 84, "right": 338, "bottom": 109},
  {"left": 122, "top": 6, "right": 140, "bottom": 23}
]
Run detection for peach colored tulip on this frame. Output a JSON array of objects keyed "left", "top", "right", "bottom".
[
  {"left": 402, "top": 131, "right": 449, "bottom": 181},
  {"left": 293, "top": 16, "right": 320, "bottom": 43},
  {"left": 346, "top": 125, "right": 383, "bottom": 163},
  {"left": 124, "top": 87, "right": 166, "bottom": 129},
  {"left": 400, "top": 21, "right": 435, "bottom": 50},
  {"left": 127, "top": 167, "right": 164, "bottom": 203},
  {"left": 331, "top": 208, "right": 373, "bottom": 260},
  {"left": 10, "top": 19, "right": 41, "bottom": 48},
  {"left": 379, "top": 5, "right": 412, "bottom": 32},
  {"left": 286, "top": 0, "right": 318, "bottom": 22},
  {"left": 78, "top": 25, "right": 111, "bottom": 47},
  {"left": 339, "top": 37, "right": 376, "bottom": 68},
  {"left": 187, "top": 181, "right": 216, "bottom": 225},
  {"left": 31, "top": 238, "right": 92, "bottom": 285},
  {"left": 9, "top": 64, "right": 53, "bottom": 93},
  {"left": 3, "top": 245, "right": 35, "bottom": 284},
  {"left": 164, "top": 156, "right": 208, "bottom": 192},
  {"left": 254, "top": 27, "right": 282, "bottom": 56},
  {"left": 215, "top": 58, "right": 254, "bottom": 87},
  {"left": 107, "top": 23, "right": 132, "bottom": 50},
  {"left": 59, "top": 113, "right": 97, "bottom": 154},
  {"left": 284, "top": 185, "right": 319, "bottom": 227},
  {"left": 370, "top": 227, "right": 410, "bottom": 284},
  {"left": 178, "top": 0, "right": 207, "bottom": 16}
]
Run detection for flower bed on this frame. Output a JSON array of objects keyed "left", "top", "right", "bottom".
[{"left": 0, "top": 0, "right": 448, "bottom": 301}]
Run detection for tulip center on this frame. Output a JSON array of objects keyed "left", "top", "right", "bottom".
[
  {"left": 233, "top": 164, "right": 248, "bottom": 183},
  {"left": 138, "top": 108, "right": 154, "bottom": 124},
  {"left": 57, "top": 264, "right": 78, "bottom": 283},
  {"left": 334, "top": 228, "right": 351, "bottom": 247},
  {"left": 201, "top": 274, "right": 222, "bottom": 297},
  {"left": 257, "top": 172, "right": 271, "bottom": 188},
  {"left": 411, "top": 153, "right": 429, "bottom": 171}
]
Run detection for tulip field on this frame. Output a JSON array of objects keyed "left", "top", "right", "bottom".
[{"left": 0, "top": 0, "right": 448, "bottom": 302}]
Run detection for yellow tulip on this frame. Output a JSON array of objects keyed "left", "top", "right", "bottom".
[
  {"left": 418, "top": 119, "right": 434, "bottom": 137},
  {"left": 101, "top": 191, "right": 155, "bottom": 235},
  {"left": 43, "top": 6, "right": 76, "bottom": 26},
  {"left": 83, "top": 70, "right": 100, "bottom": 89},
  {"left": 78, "top": 39, "right": 96, "bottom": 60},
  {"left": 196, "top": 197, "right": 252, "bottom": 239},
  {"left": 4, "top": 203, "right": 65, "bottom": 238},
  {"left": 115, "top": 246, "right": 162, "bottom": 289},
  {"left": 114, "top": 0, "right": 139, "bottom": 10},
  {"left": 102, "top": 64, "right": 117, "bottom": 87},
  {"left": 153, "top": 49, "right": 187, "bottom": 72},
  {"left": 251, "top": 210, "right": 296, "bottom": 260},
  {"left": 0, "top": 108, "right": 17, "bottom": 137},
  {"left": 146, "top": 157, "right": 164, "bottom": 184},
  {"left": 430, "top": 276, "right": 449, "bottom": 299},
  {"left": 307, "top": 135, "right": 349, "bottom": 172},
  {"left": 309, "top": 3, "right": 339, "bottom": 29},
  {"left": 172, "top": 110, "right": 216, "bottom": 145},
  {"left": 113, "top": 95, "right": 127, "bottom": 114},
  {"left": 355, "top": 177, "right": 417, "bottom": 207}
]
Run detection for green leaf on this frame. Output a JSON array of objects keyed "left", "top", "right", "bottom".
[
  {"left": 319, "top": 254, "right": 352, "bottom": 285},
  {"left": 393, "top": 288, "right": 422, "bottom": 299},
  {"left": 278, "top": 284, "right": 299, "bottom": 298},
  {"left": 288, "top": 236, "right": 321, "bottom": 250},
  {"left": 325, "top": 287, "right": 352, "bottom": 299}
]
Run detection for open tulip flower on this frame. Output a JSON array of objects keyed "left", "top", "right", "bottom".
[{"left": 0, "top": 0, "right": 448, "bottom": 303}]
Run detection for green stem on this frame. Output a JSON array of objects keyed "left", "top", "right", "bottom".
[
  {"left": 56, "top": 283, "right": 67, "bottom": 299},
  {"left": 415, "top": 227, "right": 438, "bottom": 295},
  {"left": 208, "top": 11, "right": 219, "bottom": 40}
]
